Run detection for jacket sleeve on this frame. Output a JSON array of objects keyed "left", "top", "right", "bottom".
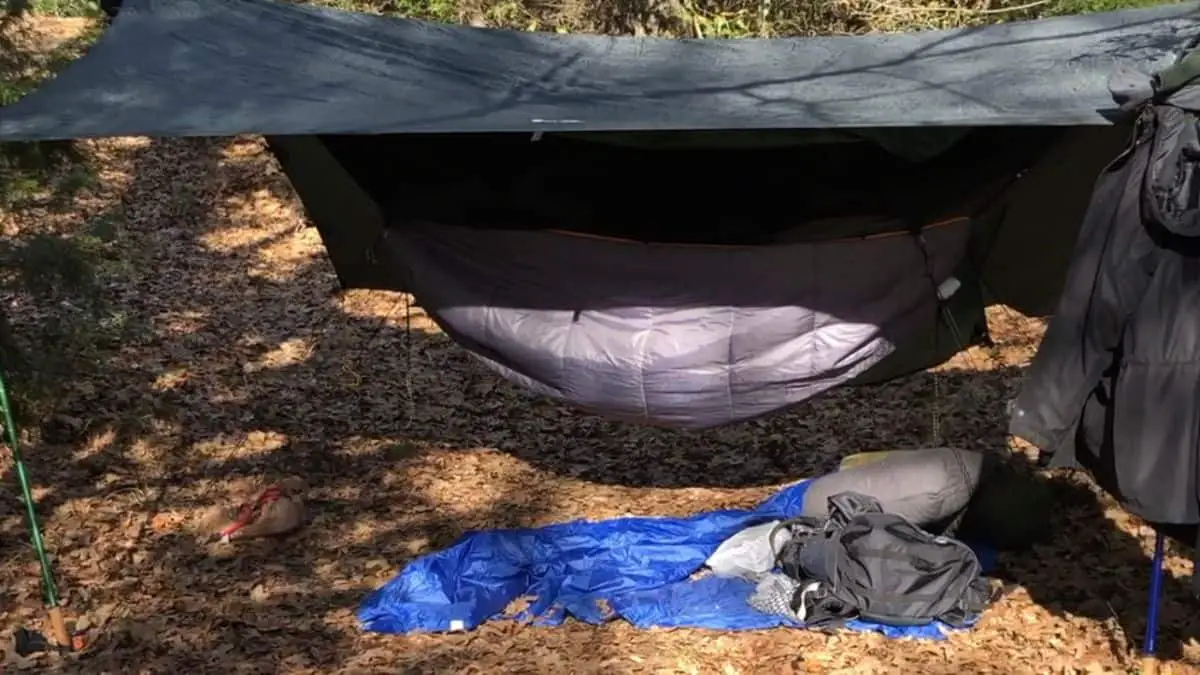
[{"left": 1006, "top": 126, "right": 1148, "bottom": 455}]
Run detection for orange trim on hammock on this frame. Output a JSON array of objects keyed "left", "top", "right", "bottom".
[{"left": 543, "top": 216, "right": 970, "bottom": 249}]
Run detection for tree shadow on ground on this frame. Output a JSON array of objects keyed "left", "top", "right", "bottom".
[
  {"left": 993, "top": 465, "right": 1200, "bottom": 665},
  {"left": 0, "top": 134, "right": 1196, "bottom": 671}
]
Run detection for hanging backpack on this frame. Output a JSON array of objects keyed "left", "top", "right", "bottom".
[{"left": 771, "top": 491, "right": 992, "bottom": 628}]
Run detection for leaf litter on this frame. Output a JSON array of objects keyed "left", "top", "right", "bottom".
[{"left": 1, "top": 18, "right": 1200, "bottom": 675}]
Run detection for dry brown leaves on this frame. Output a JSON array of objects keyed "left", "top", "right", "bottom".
[
  {"left": 2, "top": 18, "right": 1200, "bottom": 674},
  {"left": 0, "top": 14, "right": 91, "bottom": 56}
]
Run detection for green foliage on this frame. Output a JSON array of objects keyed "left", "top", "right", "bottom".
[
  {"left": 295, "top": 0, "right": 461, "bottom": 22},
  {"left": 5, "top": 0, "right": 100, "bottom": 17},
  {"left": 0, "top": 14, "right": 102, "bottom": 103},
  {"left": 2, "top": 0, "right": 1186, "bottom": 37},
  {"left": 1041, "top": 0, "right": 1175, "bottom": 16},
  {"left": 0, "top": 211, "right": 140, "bottom": 427},
  {"left": 0, "top": 142, "right": 89, "bottom": 209},
  {"left": 0, "top": 18, "right": 102, "bottom": 209},
  {"left": 0, "top": 12, "right": 115, "bottom": 429},
  {"left": 300, "top": 0, "right": 1186, "bottom": 36}
]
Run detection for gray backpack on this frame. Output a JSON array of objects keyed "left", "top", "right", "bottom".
[{"left": 772, "top": 491, "right": 992, "bottom": 628}]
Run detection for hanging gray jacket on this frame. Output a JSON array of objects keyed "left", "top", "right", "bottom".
[{"left": 1008, "top": 53, "right": 1200, "bottom": 529}]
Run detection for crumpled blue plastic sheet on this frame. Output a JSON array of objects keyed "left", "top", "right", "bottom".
[{"left": 358, "top": 479, "right": 994, "bottom": 639}]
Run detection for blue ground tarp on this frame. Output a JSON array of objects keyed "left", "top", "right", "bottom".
[{"left": 358, "top": 479, "right": 994, "bottom": 639}]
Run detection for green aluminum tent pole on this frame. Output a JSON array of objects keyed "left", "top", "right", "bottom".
[{"left": 0, "top": 365, "right": 69, "bottom": 648}]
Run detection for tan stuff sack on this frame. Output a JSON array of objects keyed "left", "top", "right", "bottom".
[{"left": 204, "top": 477, "right": 308, "bottom": 543}]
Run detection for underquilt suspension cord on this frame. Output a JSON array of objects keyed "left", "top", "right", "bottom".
[
  {"left": 910, "top": 230, "right": 971, "bottom": 447},
  {"left": 403, "top": 293, "right": 415, "bottom": 427},
  {"left": 0, "top": 364, "right": 70, "bottom": 646},
  {"left": 894, "top": 165, "right": 1024, "bottom": 446},
  {"left": 363, "top": 233, "right": 417, "bottom": 427}
]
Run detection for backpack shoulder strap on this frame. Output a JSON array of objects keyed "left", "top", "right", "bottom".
[
  {"left": 768, "top": 515, "right": 823, "bottom": 565},
  {"left": 827, "top": 491, "right": 885, "bottom": 526}
]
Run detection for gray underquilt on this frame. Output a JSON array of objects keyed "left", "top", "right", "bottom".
[{"left": 376, "top": 219, "right": 971, "bottom": 429}]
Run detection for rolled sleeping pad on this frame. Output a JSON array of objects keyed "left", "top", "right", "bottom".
[{"left": 801, "top": 447, "right": 985, "bottom": 532}]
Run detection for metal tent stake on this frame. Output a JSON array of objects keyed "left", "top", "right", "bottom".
[
  {"left": 1142, "top": 531, "right": 1165, "bottom": 675},
  {"left": 0, "top": 370, "right": 70, "bottom": 649}
]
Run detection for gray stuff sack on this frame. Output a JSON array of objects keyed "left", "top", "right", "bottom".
[{"left": 800, "top": 447, "right": 985, "bottom": 533}]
